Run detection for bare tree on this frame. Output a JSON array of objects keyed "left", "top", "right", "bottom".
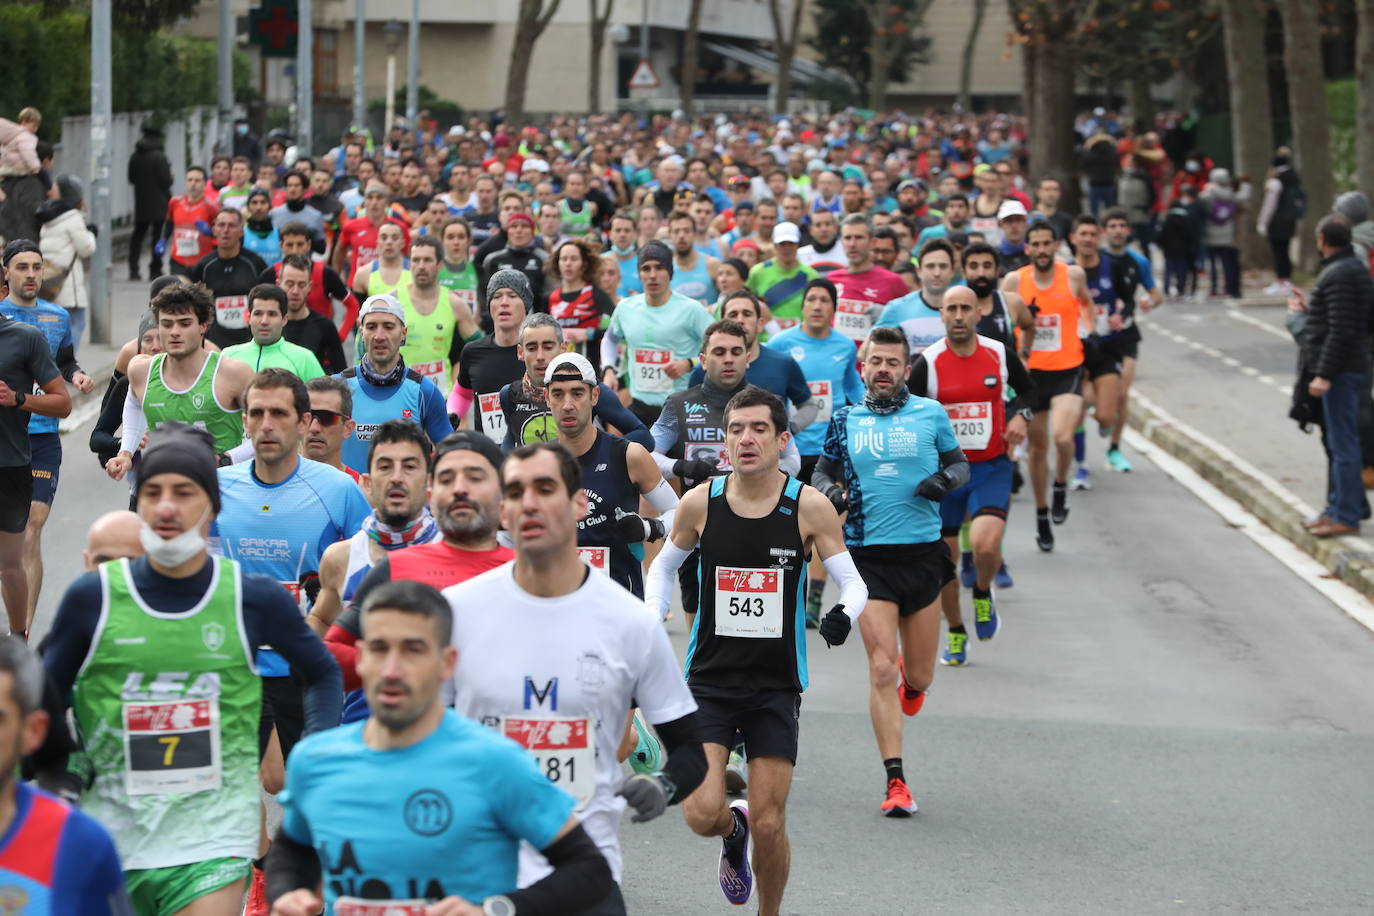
[
  {"left": 958, "top": 0, "right": 988, "bottom": 113},
  {"left": 860, "top": 0, "right": 934, "bottom": 112},
  {"left": 504, "top": 0, "right": 563, "bottom": 130},
  {"left": 768, "top": 0, "right": 807, "bottom": 115},
  {"left": 1358, "top": 0, "right": 1374, "bottom": 196},
  {"left": 1220, "top": 0, "right": 1274, "bottom": 269},
  {"left": 680, "top": 0, "right": 704, "bottom": 115},
  {"left": 589, "top": 0, "right": 614, "bottom": 114},
  {"left": 1008, "top": 0, "right": 1079, "bottom": 208},
  {"left": 1277, "top": 0, "right": 1332, "bottom": 273}
]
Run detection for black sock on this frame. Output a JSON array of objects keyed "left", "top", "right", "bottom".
[
  {"left": 884, "top": 757, "right": 905, "bottom": 783},
  {"left": 1036, "top": 507, "right": 1049, "bottom": 519},
  {"left": 1053, "top": 481, "right": 1067, "bottom": 493},
  {"left": 808, "top": 578, "right": 825, "bottom": 598},
  {"left": 949, "top": 623, "right": 966, "bottom": 634},
  {"left": 972, "top": 586, "right": 991, "bottom": 600}
]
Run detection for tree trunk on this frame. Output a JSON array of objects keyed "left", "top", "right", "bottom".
[
  {"left": 958, "top": 0, "right": 988, "bottom": 113},
  {"left": 1128, "top": 76, "right": 1154, "bottom": 129},
  {"left": 1357, "top": 0, "right": 1374, "bottom": 196},
  {"left": 680, "top": 0, "right": 704, "bottom": 115},
  {"left": 589, "top": 0, "right": 613, "bottom": 114},
  {"left": 1277, "top": 0, "right": 1332, "bottom": 274},
  {"left": 1221, "top": 0, "right": 1274, "bottom": 271},
  {"left": 1030, "top": 40, "right": 1079, "bottom": 211},
  {"left": 504, "top": 0, "right": 562, "bottom": 130},
  {"left": 770, "top": 0, "right": 806, "bottom": 116},
  {"left": 1022, "top": 38, "right": 1039, "bottom": 132}
]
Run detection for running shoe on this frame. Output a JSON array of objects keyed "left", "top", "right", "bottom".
[
  {"left": 628, "top": 710, "right": 662, "bottom": 775},
  {"left": 940, "top": 630, "right": 968, "bottom": 666},
  {"left": 959, "top": 550, "right": 976, "bottom": 588},
  {"left": 994, "top": 561, "right": 1014, "bottom": 589},
  {"left": 718, "top": 800, "right": 753, "bottom": 905},
  {"left": 972, "top": 594, "right": 1000, "bottom": 641},
  {"left": 1051, "top": 485, "right": 1070, "bottom": 524},
  {"left": 1070, "top": 465, "right": 1092, "bottom": 491},
  {"left": 804, "top": 598, "right": 821, "bottom": 630},
  {"left": 881, "top": 777, "right": 918, "bottom": 817},
  {"left": 1036, "top": 515, "right": 1054, "bottom": 553},
  {"left": 897, "top": 670, "right": 926, "bottom": 716},
  {"left": 245, "top": 865, "right": 269, "bottom": 916},
  {"left": 1106, "top": 446, "right": 1133, "bottom": 473},
  {"left": 725, "top": 749, "right": 748, "bottom": 797}
]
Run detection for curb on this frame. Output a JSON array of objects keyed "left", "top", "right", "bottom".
[
  {"left": 1128, "top": 390, "right": 1374, "bottom": 600},
  {"left": 58, "top": 361, "right": 116, "bottom": 437}
]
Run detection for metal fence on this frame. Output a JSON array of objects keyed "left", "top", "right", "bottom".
[{"left": 52, "top": 106, "right": 222, "bottom": 226}]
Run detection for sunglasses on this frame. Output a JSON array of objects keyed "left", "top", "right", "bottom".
[{"left": 310, "top": 409, "right": 347, "bottom": 427}]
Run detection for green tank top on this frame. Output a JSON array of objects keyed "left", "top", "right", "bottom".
[
  {"left": 143, "top": 351, "right": 244, "bottom": 455},
  {"left": 71, "top": 557, "right": 262, "bottom": 870},
  {"left": 438, "top": 259, "right": 478, "bottom": 313},
  {"left": 395, "top": 283, "right": 458, "bottom": 392},
  {"left": 367, "top": 260, "right": 413, "bottom": 296},
  {"left": 559, "top": 197, "right": 594, "bottom": 237}
]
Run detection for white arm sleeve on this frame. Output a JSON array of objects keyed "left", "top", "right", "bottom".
[
  {"left": 651, "top": 450, "right": 677, "bottom": 478},
  {"left": 644, "top": 538, "right": 695, "bottom": 621},
  {"left": 780, "top": 437, "right": 801, "bottom": 476},
  {"left": 119, "top": 389, "right": 147, "bottom": 455},
  {"left": 643, "top": 476, "right": 680, "bottom": 538},
  {"left": 225, "top": 439, "right": 254, "bottom": 464},
  {"left": 821, "top": 550, "right": 869, "bottom": 622},
  {"left": 599, "top": 326, "right": 621, "bottom": 372}
]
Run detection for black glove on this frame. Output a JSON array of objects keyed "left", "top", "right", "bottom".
[
  {"left": 823, "top": 484, "right": 848, "bottom": 514},
  {"left": 616, "top": 772, "right": 673, "bottom": 823},
  {"left": 298, "top": 571, "right": 322, "bottom": 606},
  {"left": 819, "top": 604, "right": 851, "bottom": 647},
  {"left": 615, "top": 510, "right": 666, "bottom": 543},
  {"left": 448, "top": 412, "right": 461, "bottom": 429},
  {"left": 672, "top": 456, "right": 720, "bottom": 480},
  {"left": 914, "top": 471, "right": 953, "bottom": 502}
]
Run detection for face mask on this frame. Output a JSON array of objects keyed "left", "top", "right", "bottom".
[
  {"left": 967, "top": 275, "right": 997, "bottom": 299},
  {"left": 139, "top": 509, "right": 209, "bottom": 568},
  {"left": 236, "top": 124, "right": 248, "bottom": 136}
]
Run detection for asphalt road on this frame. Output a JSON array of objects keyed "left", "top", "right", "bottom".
[{"left": 32, "top": 412, "right": 1374, "bottom": 915}]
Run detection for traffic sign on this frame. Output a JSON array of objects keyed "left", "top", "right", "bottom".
[{"left": 628, "top": 58, "right": 660, "bottom": 90}]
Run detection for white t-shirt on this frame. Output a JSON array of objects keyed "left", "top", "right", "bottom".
[{"left": 444, "top": 561, "right": 697, "bottom": 885}]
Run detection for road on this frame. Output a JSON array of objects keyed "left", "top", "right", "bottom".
[{"left": 33, "top": 410, "right": 1374, "bottom": 915}]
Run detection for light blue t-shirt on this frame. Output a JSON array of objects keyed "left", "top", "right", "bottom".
[
  {"left": 606, "top": 291, "right": 715, "bottom": 406},
  {"left": 766, "top": 326, "right": 864, "bottom": 456},
  {"left": 821, "top": 395, "right": 958, "bottom": 547},
  {"left": 0, "top": 298, "right": 71, "bottom": 434},
  {"left": 876, "top": 291, "right": 945, "bottom": 358},
  {"left": 280, "top": 711, "right": 576, "bottom": 910}
]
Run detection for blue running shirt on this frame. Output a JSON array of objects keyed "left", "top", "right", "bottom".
[
  {"left": 765, "top": 327, "right": 864, "bottom": 456},
  {"left": 0, "top": 297, "right": 71, "bottom": 434}
]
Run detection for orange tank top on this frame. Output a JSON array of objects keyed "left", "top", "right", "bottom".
[{"left": 1017, "top": 262, "right": 1084, "bottom": 371}]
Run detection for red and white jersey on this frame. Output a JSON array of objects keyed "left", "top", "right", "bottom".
[{"left": 919, "top": 335, "right": 1010, "bottom": 463}]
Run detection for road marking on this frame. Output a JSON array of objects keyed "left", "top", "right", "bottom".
[
  {"left": 1225, "top": 306, "right": 1292, "bottom": 341},
  {"left": 1144, "top": 314, "right": 1287, "bottom": 394},
  {"left": 1221, "top": 356, "right": 1241, "bottom": 367},
  {"left": 1125, "top": 427, "right": 1374, "bottom": 632}
]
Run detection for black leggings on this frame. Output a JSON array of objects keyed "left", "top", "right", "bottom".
[{"left": 1268, "top": 234, "right": 1293, "bottom": 281}]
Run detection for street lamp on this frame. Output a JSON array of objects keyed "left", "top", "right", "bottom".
[{"left": 383, "top": 18, "right": 404, "bottom": 141}]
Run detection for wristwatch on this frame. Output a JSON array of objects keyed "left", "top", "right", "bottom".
[
  {"left": 1018, "top": 407, "right": 1033, "bottom": 422},
  {"left": 482, "top": 895, "right": 516, "bottom": 916},
  {"left": 14, "top": 390, "right": 26, "bottom": 408}
]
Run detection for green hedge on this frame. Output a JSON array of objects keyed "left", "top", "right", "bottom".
[{"left": 0, "top": 4, "right": 254, "bottom": 141}]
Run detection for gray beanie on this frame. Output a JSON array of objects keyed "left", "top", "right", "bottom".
[
  {"left": 638, "top": 240, "right": 674, "bottom": 278},
  {"left": 56, "top": 174, "right": 84, "bottom": 207},
  {"left": 1208, "top": 167, "right": 1231, "bottom": 188},
  {"left": 1335, "top": 191, "right": 1370, "bottom": 225},
  {"left": 486, "top": 268, "right": 533, "bottom": 311},
  {"left": 136, "top": 309, "right": 158, "bottom": 344}
]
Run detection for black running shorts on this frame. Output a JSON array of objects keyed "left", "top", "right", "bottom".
[
  {"left": 851, "top": 541, "right": 953, "bottom": 617},
  {"left": 690, "top": 683, "right": 801, "bottom": 764},
  {"left": 0, "top": 466, "right": 33, "bottom": 533},
  {"left": 1027, "top": 367, "right": 1084, "bottom": 412}
]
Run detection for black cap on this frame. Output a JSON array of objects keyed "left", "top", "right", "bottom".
[{"left": 432, "top": 430, "right": 504, "bottom": 481}]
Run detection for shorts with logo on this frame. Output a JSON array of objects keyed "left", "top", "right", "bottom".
[
  {"left": 1083, "top": 337, "right": 1122, "bottom": 381},
  {"left": 1027, "top": 367, "right": 1084, "bottom": 412},
  {"left": 851, "top": 541, "right": 953, "bottom": 617},
  {"left": 0, "top": 465, "right": 33, "bottom": 532},
  {"left": 940, "top": 455, "right": 1014, "bottom": 535},
  {"left": 125, "top": 856, "right": 251, "bottom": 916},
  {"left": 29, "top": 432, "right": 61, "bottom": 505},
  {"left": 690, "top": 683, "right": 801, "bottom": 764}
]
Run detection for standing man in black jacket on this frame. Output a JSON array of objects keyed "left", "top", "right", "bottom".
[
  {"left": 1291, "top": 215, "right": 1374, "bottom": 537},
  {"left": 126, "top": 124, "right": 173, "bottom": 281}
]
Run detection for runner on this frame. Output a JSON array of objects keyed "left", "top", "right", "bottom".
[
  {"left": 963, "top": 241, "right": 1034, "bottom": 351},
  {"left": 265, "top": 579, "right": 613, "bottom": 916},
  {"left": 746, "top": 222, "right": 817, "bottom": 331},
  {"left": 668, "top": 210, "right": 720, "bottom": 306},
  {"left": 450, "top": 269, "right": 532, "bottom": 443},
  {"left": 349, "top": 220, "right": 412, "bottom": 302},
  {"left": 812, "top": 325, "right": 968, "bottom": 817},
  {"left": 0, "top": 636, "right": 130, "bottom": 913},
  {"left": 1067, "top": 214, "right": 1125, "bottom": 490},
  {"left": 437, "top": 216, "right": 480, "bottom": 310},
  {"left": 1001, "top": 221, "right": 1094, "bottom": 552},
  {"left": 1100, "top": 207, "right": 1162, "bottom": 472},
  {"left": 608, "top": 209, "right": 643, "bottom": 298},
  {"left": 1029, "top": 175, "right": 1073, "bottom": 245},
  {"left": 106, "top": 282, "right": 254, "bottom": 478},
  {"left": 217, "top": 156, "right": 253, "bottom": 211},
  {"left": 161, "top": 165, "right": 218, "bottom": 278},
  {"left": 599, "top": 241, "right": 715, "bottom": 427},
  {"left": 333, "top": 182, "right": 409, "bottom": 288},
  {"left": 828, "top": 215, "right": 908, "bottom": 346},
  {"left": 877, "top": 237, "right": 957, "bottom": 357},
  {"left": 444, "top": 441, "right": 707, "bottom": 911},
  {"left": 190, "top": 208, "right": 269, "bottom": 348},
  {"left": 220, "top": 284, "right": 326, "bottom": 379},
  {"left": 797, "top": 209, "right": 843, "bottom": 274},
  {"left": 994, "top": 199, "right": 1032, "bottom": 275},
  {"left": 268, "top": 171, "right": 326, "bottom": 250},
  {"left": 338, "top": 294, "right": 453, "bottom": 473},
  {"left": 544, "top": 238, "right": 615, "bottom": 369},
  {"left": 261, "top": 224, "right": 358, "bottom": 338},
  {"left": 241, "top": 189, "right": 283, "bottom": 269},
  {"left": 644, "top": 385, "right": 867, "bottom": 914},
  {"left": 916, "top": 193, "right": 971, "bottom": 250},
  {"left": 558, "top": 170, "right": 600, "bottom": 238},
  {"left": 83, "top": 509, "right": 144, "bottom": 569},
  {"left": 688, "top": 292, "right": 814, "bottom": 418},
  {"left": 276, "top": 254, "right": 349, "bottom": 375},
  {"left": 909, "top": 286, "right": 1035, "bottom": 666},
  {"left": 396, "top": 235, "right": 483, "bottom": 393},
  {"left": 302, "top": 376, "right": 361, "bottom": 483},
  {"left": 544, "top": 352, "right": 676, "bottom": 596},
  {"left": 42, "top": 423, "right": 343, "bottom": 916}
]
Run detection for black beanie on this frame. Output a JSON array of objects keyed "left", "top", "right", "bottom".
[
  {"left": 433, "top": 430, "right": 505, "bottom": 481},
  {"left": 638, "top": 240, "right": 674, "bottom": 279},
  {"left": 138, "top": 422, "right": 221, "bottom": 514}
]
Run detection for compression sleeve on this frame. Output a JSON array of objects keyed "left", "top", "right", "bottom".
[
  {"left": 651, "top": 451, "right": 677, "bottom": 479},
  {"left": 643, "top": 476, "right": 679, "bottom": 535},
  {"left": 224, "top": 439, "right": 254, "bottom": 464},
  {"left": 263, "top": 829, "right": 321, "bottom": 905},
  {"left": 241, "top": 575, "right": 343, "bottom": 735},
  {"left": 55, "top": 344, "right": 80, "bottom": 382},
  {"left": 499, "top": 386, "right": 518, "bottom": 453},
  {"left": 821, "top": 551, "right": 869, "bottom": 622},
  {"left": 907, "top": 356, "right": 930, "bottom": 397},
  {"left": 90, "top": 375, "right": 128, "bottom": 466},
  {"left": 780, "top": 437, "right": 801, "bottom": 476},
  {"left": 448, "top": 381, "right": 474, "bottom": 418},
  {"left": 592, "top": 383, "right": 654, "bottom": 450},
  {"left": 938, "top": 446, "right": 970, "bottom": 490},
  {"left": 650, "top": 405, "right": 677, "bottom": 453},
  {"left": 506, "top": 825, "right": 614, "bottom": 916},
  {"left": 1005, "top": 349, "right": 1035, "bottom": 416},
  {"left": 811, "top": 454, "right": 842, "bottom": 493},
  {"left": 38, "top": 572, "right": 104, "bottom": 703},
  {"left": 654, "top": 712, "right": 708, "bottom": 804},
  {"left": 599, "top": 326, "right": 620, "bottom": 372},
  {"left": 420, "top": 382, "right": 456, "bottom": 445},
  {"left": 119, "top": 388, "right": 147, "bottom": 455},
  {"left": 645, "top": 538, "right": 695, "bottom": 620},
  {"left": 788, "top": 398, "right": 819, "bottom": 435}
]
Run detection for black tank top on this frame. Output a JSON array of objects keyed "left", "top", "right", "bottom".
[
  {"left": 500, "top": 378, "right": 560, "bottom": 447},
  {"left": 575, "top": 431, "right": 643, "bottom": 597},
  {"left": 976, "top": 291, "right": 1016, "bottom": 350},
  {"left": 687, "top": 473, "right": 808, "bottom": 692}
]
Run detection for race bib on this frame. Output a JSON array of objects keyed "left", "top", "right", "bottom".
[
  {"left": 122, "top": 698, "right": 221, "bottom": 795},
  {"left": 714, "top": 567, "right": 784, "bottom": 638},
  {"left": 835, "top": 299, "right": 873, "bottom": 342},
  {"left": 947, "top": 401, "right": 993, "bottom": 451},
  {"left": 774, "top": 317, "right": 799, "bottom": 331},
  {"left": 174, "top": 227, "right": 201, "bottom": 258},
  {"left": 632, "top": 348, "right": 674, "bottom": 395},
  {"left": 1032, "top": 313, "right": 1061, "bottom": 352},
  {"left": 503, "top": 716, "right": 596, "bottom": 807},
  {"left": 478, "top": 392, "right": 507, "bottom": 443},
  {"left": 214, "top": 295, "right": 248, "bottom": 329},
  {"left": 410, "top": 359, "right": 446, "bottom": 383},
  {"left": 334, "top": 899, "right": 428, "bottom": 916},
  {"left": 686, "top": 442, "right": 731, "bottom": 473},
  {"left": 578, "top": 546, "right": 609, "bottom": 575},
  {"left": 808, "top": 380, "right": 833, "bottom": 424},
  {"left": 453, "top": 287, "right": 476, "bottom": 310},
  {"left": 279, "top": 580, "right": 306, "bottom": 615}
]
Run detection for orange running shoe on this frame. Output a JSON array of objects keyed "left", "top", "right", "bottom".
[
  {"left": 880, "top": 777, "right": 917, "bottom": 817},
  {"left": 897, "top": 670, "right": 925, "bottom": 716},
  {"left": 244, "top": 864, "right": 269, "bottom": 916}
]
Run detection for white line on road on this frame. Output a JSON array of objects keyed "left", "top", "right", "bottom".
[
  {"left": 1125, "top": 427, "right": 1374, "bottom": 632},
  {"left": 1226, "top": 306, "right": 1293, "bottom": 341},
  {"left": 1221, "top": 356, "right": 1241, "bottom": 367}
]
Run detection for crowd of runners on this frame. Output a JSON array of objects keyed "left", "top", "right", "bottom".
[{"left": 0, "top": 106, "right": 1178, "bottom": 915}]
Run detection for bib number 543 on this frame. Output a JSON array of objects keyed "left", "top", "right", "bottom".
[{"left": 727, "top": 595, "right": 766, "bottom": 617}]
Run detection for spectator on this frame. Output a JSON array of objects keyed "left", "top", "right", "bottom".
[
  {"left": 0, "top": 108, "right": 45, "bottom": 246},
  {"left": 1157, "top": 189, "right": 1196, "bottom": 300},
  {"left": 1290, "top": 215, "right": 1373, "bottom": 537},
  {"left": 1081, "top": 126, "right": 1120, "bottom": 216},
  {"left": 232, "top": 117, "right": 263, "bottom": 172},
  {"left": 127, "top": 124, "right": 172, "bottom": 280},
  {"left": 1258, "top": 147, "right": 1305, "bottom": 296},
  {"left": 1334, "top": 191, "right": 1374, "bottom": 267},
  {"left": 36, "top": 175, "right": 96, "bottom": 348},
  {"left": 1118, "top": 154, "right": 1157, "bottom": 260},
  {"left": 1199, "top": 168, "right": 1249, "bottom": 299}
]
